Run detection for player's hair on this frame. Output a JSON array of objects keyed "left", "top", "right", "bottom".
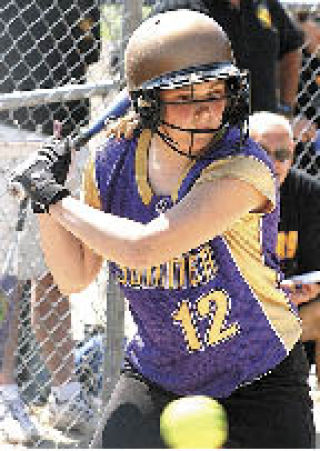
[{"left": 249, "top": 111, "right": 293, "bottom": 140}]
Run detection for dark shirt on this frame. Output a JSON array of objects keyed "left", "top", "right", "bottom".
[
  {"left": 153, "top": 0, "right": 304, "bottom": 112},
  {"left": 278, "top": 167, "right": 320, "bottom": 278},
  {"left": 279, "top": 168, "right": 320, "bottom": 366}
]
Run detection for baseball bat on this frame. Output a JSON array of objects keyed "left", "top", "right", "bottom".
[
  {"left": 8, "top": 88, "right": 131, "bottom": 199},
  {"left": 73, "top": 88, "right": 131, "bottom": 147}
]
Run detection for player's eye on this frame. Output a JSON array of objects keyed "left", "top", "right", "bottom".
[
  {"left": 193, "top": 85, "right": 225, "bottom": 101},
  {"left": 190, "top": 94, "right": 224, "bottom": 104},
  {"left": 163, "top": 93, "right": 192, "bottom": 104},
  {"left": 176, "top": 94, "right": 192, "bottom": 101}
]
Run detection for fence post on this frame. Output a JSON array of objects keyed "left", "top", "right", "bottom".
[
  {"left": 92, "top": 267, "right": 125, "bottom": 448},
  {"left": 120, "top": 0, "right": 143, "bottom": 78},
  {"left": 103, "top": 268, "right": 125, "bottom": 404}
]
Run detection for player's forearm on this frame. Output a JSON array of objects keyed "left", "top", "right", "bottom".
[
  {"left": 48, "top": 196, "right": 158, "bottom": 270},
  {"left": 48, "top": 177, "right": 266, "bottom": 271},
  {"left": 37, "top": 212, "right": 100, "bottom": 294},
  {"left": 279, "top": 49, "right": 302, "bottom": 108}
]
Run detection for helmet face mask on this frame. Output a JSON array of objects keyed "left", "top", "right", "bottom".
[{"left": 130, "top": 62, "right": 250, "bottom": 159}]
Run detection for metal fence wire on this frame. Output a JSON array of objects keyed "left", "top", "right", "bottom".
[{"left": 0, "top": 0, "right": 319, "bottom": 448}]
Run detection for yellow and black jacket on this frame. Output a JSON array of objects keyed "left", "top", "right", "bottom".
[{"left": 278, "top": 167, "right": 320, "bottom": 278}]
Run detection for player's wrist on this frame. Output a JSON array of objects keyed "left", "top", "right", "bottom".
[{"left": 31, "top": 182, "right": 71, "bottom": 213}]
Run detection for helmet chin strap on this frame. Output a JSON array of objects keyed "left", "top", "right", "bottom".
[
  {"left": 160, "top": 120, "right": 222, "bottom": 134},
  {"left": 155, "top": 121, "right": 226, "bottom": 160},
  {"left": 155, "top": 85, "right": 229, "bottom": 158}
]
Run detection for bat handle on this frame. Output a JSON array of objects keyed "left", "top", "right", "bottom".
[{"left": 16, "top": 197, "right": 29, "bottom": 232}]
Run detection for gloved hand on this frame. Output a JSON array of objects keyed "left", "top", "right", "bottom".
[
  {"left": 14, "top": 166, "right": 70, "bottom": 213},
  {"left": 9, "top": 139, "right": 72, "bottom": 213},
  {"left": 39, "top": 138, "right": 72, "bottom": 184}
]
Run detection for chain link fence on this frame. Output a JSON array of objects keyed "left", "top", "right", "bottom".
[
  {"left": 290, "top": 2, "right": 320, "bottom": 175},
  {"left": 0, "top": 0, "right": 319, "bottom": 448},
  {"left": 0, "top": 1, "right": 146, "bottom": 447}
]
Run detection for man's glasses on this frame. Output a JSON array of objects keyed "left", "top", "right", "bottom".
[{"left": 262, "top": 147, "right": 292, "bottom": 162}]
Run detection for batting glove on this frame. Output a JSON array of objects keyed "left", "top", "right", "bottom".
[
  {"left": 39, "top": 138, "right": 72, "bottom": 184},
  {"left": 10, "top": 141, "right": 72, "bottom": 213},
  {"left": 15, "top": 169, "right": 70, "bottom": 213}
]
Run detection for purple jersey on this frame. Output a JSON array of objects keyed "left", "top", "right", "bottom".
[{"left": 83, "top": 128, "right": 301, "bottom": 398}]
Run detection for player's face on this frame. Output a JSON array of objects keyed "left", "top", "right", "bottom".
[
  {"left": 255, "top": 126, "right": 294, "bottom": 185},
  {"left": 159, "top": 80, "right": 226, "bottom": 155}
]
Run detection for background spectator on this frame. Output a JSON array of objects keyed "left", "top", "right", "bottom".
[{"left": 249, "top": 111, "right": 320, "bottom": 386}]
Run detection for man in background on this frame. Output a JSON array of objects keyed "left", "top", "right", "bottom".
[{"left": 249, "top": 111, "right": 320, "bottom": 386}]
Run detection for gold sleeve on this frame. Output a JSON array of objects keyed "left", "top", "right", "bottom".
[
  {"left": 81, "top": 149, "right": 101, "bottom": 209},
  {"left": 195, "top": 155, "right": 276, "bottom": 211}
]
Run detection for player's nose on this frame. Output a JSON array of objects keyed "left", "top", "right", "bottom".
[{"left": 193, "top": 104, "right": 213, "bottom": 124}]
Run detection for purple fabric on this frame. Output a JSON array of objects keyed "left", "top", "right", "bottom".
[{"left": 95, "top": 129, "right": 295, "bottom": 397}]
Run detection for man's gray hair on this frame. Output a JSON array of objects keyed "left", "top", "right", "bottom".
[{"left": 249, "top": 111, "right": 293, "bottom": 139}]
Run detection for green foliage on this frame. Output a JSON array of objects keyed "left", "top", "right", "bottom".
[
  {"left": 101, "top": 4, "right": 152, "bottom": 42},
  {"left": 0, "top": 291, "right": 7, "bottom": 322}
]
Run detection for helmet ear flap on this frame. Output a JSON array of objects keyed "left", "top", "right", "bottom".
[{"left": 131, "top": 88, "right": 161, "bottom": 132}]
